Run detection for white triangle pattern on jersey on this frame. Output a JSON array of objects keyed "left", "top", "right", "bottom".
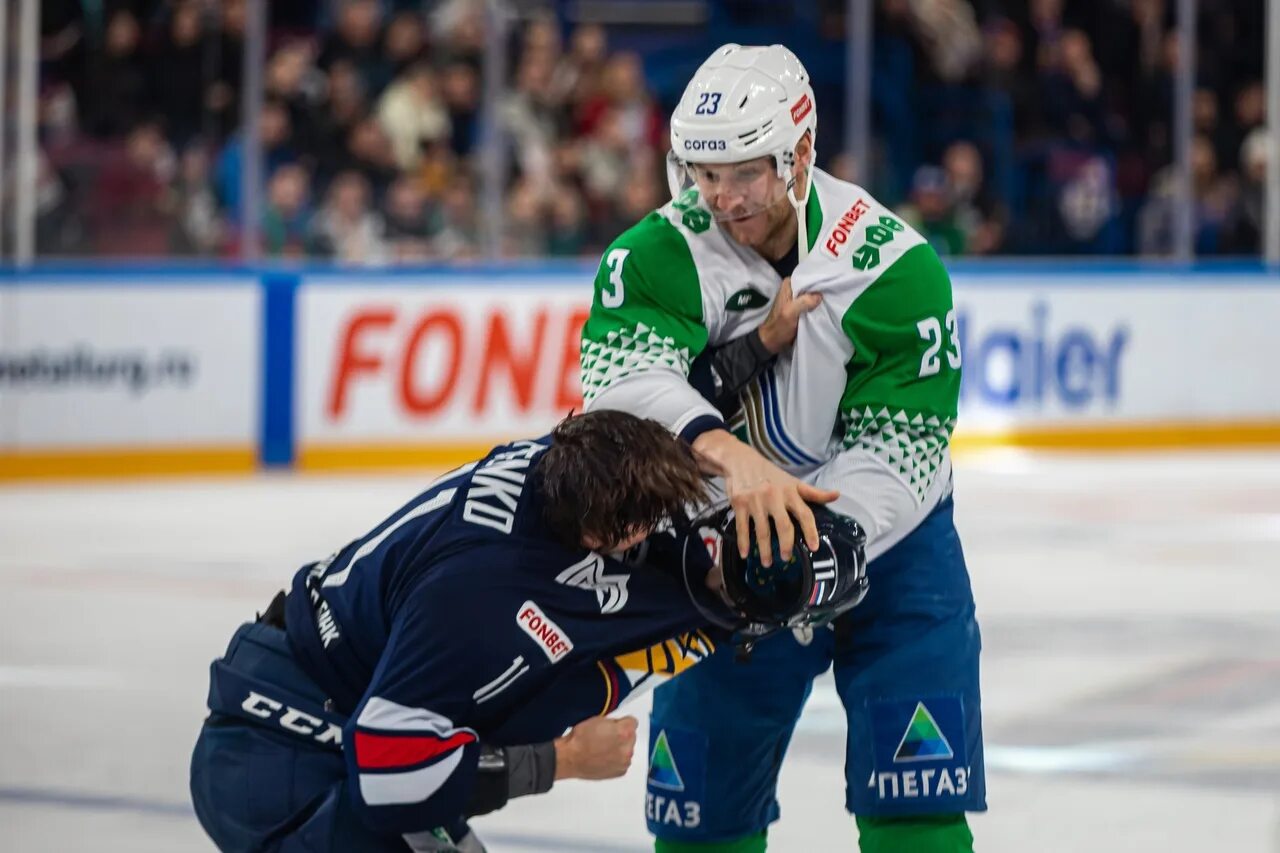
[
  {"left": 580, "top": 324, "right": 693, "bottom": 404},
  {"left": 841, "top": 407, "right": 956, "bottom": 500}
]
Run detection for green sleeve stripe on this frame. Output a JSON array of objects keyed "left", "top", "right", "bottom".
[{"left": 805, "top": 182, "right": 823, "bottom": 255}]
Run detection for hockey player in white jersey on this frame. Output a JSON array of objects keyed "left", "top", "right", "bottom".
[{"left": 580, "top": 44, "right": 984, "bottom": 853}]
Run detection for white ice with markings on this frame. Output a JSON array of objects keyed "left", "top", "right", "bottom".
[{"left": 2, "top": 451, "right": 1279, "bottom": 852}]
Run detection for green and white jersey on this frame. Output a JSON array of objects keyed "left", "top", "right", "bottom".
[
  {"left": 580, "top": 186, "right": 785, "bottom": 437},
  {"left": 581, "top": 168, "right": 961, "bottom": 555}
]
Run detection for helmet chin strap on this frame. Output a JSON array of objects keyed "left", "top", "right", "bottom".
[
  {"left": 664, "top": 151, "right": 687, "bottom": 200},
  {"left": 783, "top": 150, "right": 813, "bottom": 263}
]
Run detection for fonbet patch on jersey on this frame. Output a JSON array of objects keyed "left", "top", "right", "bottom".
[
  {"left": 645, "top": 725, "right": 707, "bottom": 831},
  {"left": 867, "top": 695, "right": 970, "bottom": 803},
  {"left": 516, "top": 601, "right": 573, "bottom": 663}
]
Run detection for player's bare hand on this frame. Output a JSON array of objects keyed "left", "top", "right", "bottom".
[
  {"left": 693, "top": 432, "right": 838, "bottom": 566},
  {"left": 554, "top": 715, "right": 638, "bottom": 781},
  {"left": 757, "top": 278, "right": 822, "bottom": 355}
]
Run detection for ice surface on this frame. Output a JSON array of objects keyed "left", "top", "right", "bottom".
[{"left": 2, "top": 450, "right": 1278, "bottom": 852}]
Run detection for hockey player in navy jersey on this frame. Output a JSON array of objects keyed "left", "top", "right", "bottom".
[{"left": 190, "top": 409, "right": 868, "bottom": 853}]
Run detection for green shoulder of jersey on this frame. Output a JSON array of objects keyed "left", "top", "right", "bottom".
[
  {"left": 580, "top": 195, "right": 711, "bottom": 404},
  {"left": 794, "top": 171, "right": 961, "bottom": 497},
  {"left": 838, "top": 240, "right": 961, "bottom": 499}
]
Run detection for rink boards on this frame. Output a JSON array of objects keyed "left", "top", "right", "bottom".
[{"left": 1, "top": 262, "right": 1277, "bottom": 479}]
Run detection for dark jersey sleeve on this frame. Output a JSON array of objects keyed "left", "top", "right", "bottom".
[
  {"left": 687, "top": 329, "right": 776, "bottom": 418},
  {"left": 341, "top": 573, "right": 488, "bottom": 836}
]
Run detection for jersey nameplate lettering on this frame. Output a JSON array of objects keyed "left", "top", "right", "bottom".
[
  {"left": 463, "top": 441, "right": 545, "bottom": 534},
  {"left": 517, "top": 601, "right": 574, "bottom": 662}
]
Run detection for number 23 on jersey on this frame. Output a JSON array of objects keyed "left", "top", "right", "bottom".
[{"left": 916, "top": 309, "right": 961, "bottom": 378}]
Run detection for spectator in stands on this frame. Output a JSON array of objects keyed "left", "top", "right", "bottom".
[
  {"left": 307, "top": 170, "right": 387, "bottom": 264},
  {"left": 579, "top": 108, "right": 637, "bottom": 210},
  {"left": 432, "top": 175, "right": 481, "bottom": 259},
  {"left": 550, "top": 138, "right": 585, "bottom": 191},
  {"left": 378, "top": 62, "right": 451, "bottom": 172},
  {"left": 589, "top": 169, "right": 662, "bottom": 249},
  {"left": 982, "top": 18, "right": 1040, "bottom": 140},
  {"left": 1026, "top": 0, "right": 1067, "bottom": 73},
  {"left": 33, "top": 150, "right": 81, "bottom": 257},
  {"left": 1135, "top": 30, "right": 1180, "bottom": 173},
  {"left": 85, "top": 10, "right": 147, "bottom": 139},
  {"left": 343, "top": 117, "right": 399, "bottom": 201},
  {"left": 150, "top": 1, "right": 211, "bottom": 147},
  {"left": 262, "top": 164, "right": 313, "bottom": 258},
  {"left": 439, "top": 62, "right": 482, "bottom": 157},
  {"left": 1138, "top": 135, "right": 1232, "bottom": 255},
  {"left": 901, "top": 165, "right": 966, "bottom": 256},
  {"left": 266, "top": 41, "right": 325, "bottom": 158},
  {"left": 39, "top": 82, "right": 79, "bottom": 149},
  {"left": 1193, "top": 88, "right": 1237, "bottom": 179},
  {"left": 383, "top": 175, "right": 438, "bottom": 261},
  {"left": 171, "top": 144, "right": 223, "bottom": 257},
  {"left": 1220, "top": 126, "right": 1270, "bottom": 254},
  {"left": 215, "top": 99, "right": 296, "bottom": 223},
  {"left": 1056, "top": 154, "right": 1121, "bottom": 253},
  {"left": 502, "top": 49, "right": 563, "bottom": 195},
  {"left": 319, "top": 0, "right": 389, "bottom": 92},
  {"left": 552, "top": 24, "right": 609, "bottom": 113},
  {"left": 30, "top": 0, "right": 1268, "bottom": 260},
  {"left": 1225, "top": 81, "right": 1267, "bottom": 173},
  {"left": 207, "top": 0, "right": 247, "bottom": 140},
  {"left": 522, "top": 14, "right": 562, "bottom": 61},
  {"left": 1040, "top": 29, "right": 1108, "bottom": 148},
  {"left": 430, "top": 0, "right": 485, "bottom": 69},
  {"left": 313, "top": 59, "right": 370, "bottom": 185},
  {"left": 576, "top": 52, "right": 664, "bottom": 151},
  {"left": 415, "top": 140, "right": 458, "bottom": 202},
  {"left": 382, "top": 11, "right": 428, "bottom": 79},
  {"left": 901, "top": 0, "right": 982, "bottom": 84},
  {"left": 943, "top": 141, "right": 1005, "bottom": 255},
  {"left": 89, "top": 121, "right": 175, "bottom": 256},
  {"left": 503, "top": 178, "right": 549, "bottom": 258},
  {"left": 546, "top": 189, "right": 590, "bottom": 257}
]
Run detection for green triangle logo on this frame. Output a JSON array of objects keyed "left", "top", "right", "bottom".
[
  {"left": 892, "top": 702, "right": 955, "bottom": 763},
  {"left": 648, "top": 730, "right": 686, "bottom": 791}
]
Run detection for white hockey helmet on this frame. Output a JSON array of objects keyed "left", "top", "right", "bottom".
[
  {"left": 668, "top": 44, "right": 817, "bottom": 251},
  {"left": 670, "top": 44, "right": 816, "bottom": 171}
]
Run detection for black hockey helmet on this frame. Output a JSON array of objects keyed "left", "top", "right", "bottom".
[{"left": 686, "top": 503, "right": 869, "bottom": 634}]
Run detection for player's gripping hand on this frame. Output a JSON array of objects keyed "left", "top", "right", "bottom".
[
  {"left": 757, "top": 277, "right": 822, "bottom": 355},
  {"left": 553, "top": 715, "right": 638, "bottom": 781},
  {"left": 692, "top": 430, "right": 839, "bottom": 567}
]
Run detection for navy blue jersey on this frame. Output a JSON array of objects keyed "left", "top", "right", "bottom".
[{"left": 283, "top": 434, "right": 725, "bottom": 835}]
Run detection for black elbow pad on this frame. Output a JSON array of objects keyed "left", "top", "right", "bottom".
[{"left": 463, "top": 744, "right": 511, "bottom": 817}]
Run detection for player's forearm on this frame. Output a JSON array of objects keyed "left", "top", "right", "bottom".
[
  {"left": 585, "top": 371, "right": 725, "bottom": 446},
  {"left": 464, "top": 741, "right": 557, "bottom": 817},
  {"left": 690, "top": 427, "right": 751, "bottom": 476},
  {"left": 812, "top": 446, "right": 952, "bottom": 560}
]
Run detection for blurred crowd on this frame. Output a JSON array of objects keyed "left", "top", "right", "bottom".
[
  {"left": 23, "top": 0, "right": 1273, "bottom": 260},
  {"left": 35, "top": 0, "right": 666, "bottom": 261},
  {"left": 866, "top": 0, "right": 1269, "bottom": 255}
]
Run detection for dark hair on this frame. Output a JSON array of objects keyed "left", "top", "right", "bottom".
[{"left": 537, "top": 410, "right": 709, "bottom": 550}]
